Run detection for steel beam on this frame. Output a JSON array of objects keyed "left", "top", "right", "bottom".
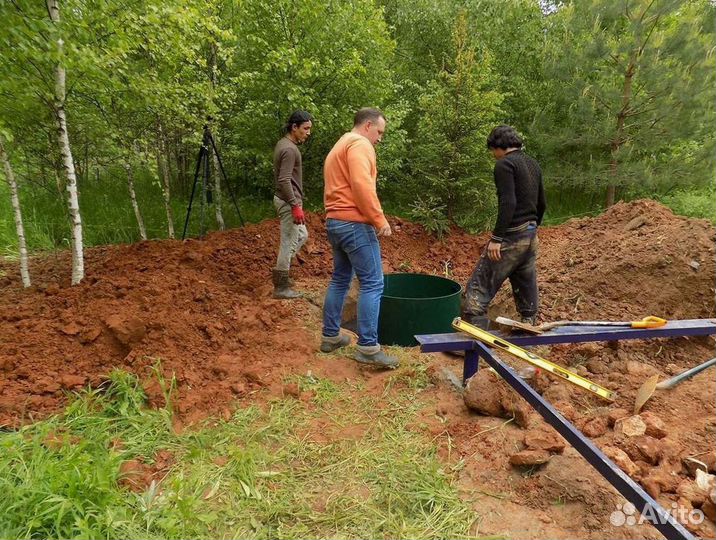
[
  {"left": 474, "top": 342, "right": 695, "bottom": 540},
  {"left": 463, "top": 349, "right": 479, "bottom": 381},
  {"left": 416, "top": 318, "right": 716, "bottom": 352}
]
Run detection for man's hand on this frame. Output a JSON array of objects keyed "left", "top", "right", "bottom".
[
  {"left": 377, "top": 223, "right": 392, "bottom": 237},
  {"left": 486, "top": 240, "right": 502, "bottom": 261},
  {"left": 291, "top": 205, "right": 305, "bottom": 225}
]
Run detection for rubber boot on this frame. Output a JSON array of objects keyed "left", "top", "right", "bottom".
[
  {"left": 354, "top": 345, "right": 399, "bottom": 369},
  {"left": 272, "top": 269, "right": 300, "bottom": 299},
  {"left": 520, "top": 314, "right": 537, "bottom": 326},
  {"left": 320, "top": 333, "right": 351, "bottom": 353}
]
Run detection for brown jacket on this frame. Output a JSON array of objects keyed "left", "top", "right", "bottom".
[{"left": 273, "top": 137, "right": 303, "bottom": 206}]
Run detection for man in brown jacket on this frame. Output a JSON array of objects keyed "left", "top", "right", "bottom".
[{"left": 272, "top": 110, "right": 312, "bottom": 299}]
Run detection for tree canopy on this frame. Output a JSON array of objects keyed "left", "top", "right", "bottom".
[{"left": 0, "top": 0, "right": 713, "bottom": 263}]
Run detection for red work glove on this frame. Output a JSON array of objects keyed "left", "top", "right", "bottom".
[{"left": 291, "top": 205, "right": 305, "bottom": 225}]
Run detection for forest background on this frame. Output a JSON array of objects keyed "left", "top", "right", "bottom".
[{"left": 1, "top": 0, "right": 714, "bottom": 266}]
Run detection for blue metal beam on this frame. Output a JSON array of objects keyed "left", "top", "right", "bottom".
[
  {"left": 463, "top": 349, "right": 479, "bottom": 382},
  {"left": 473, "top": 342, "right": 695, "bottom": 540},
  {"left": 416, "top": 318, "right": 716, "bottom": 352}
]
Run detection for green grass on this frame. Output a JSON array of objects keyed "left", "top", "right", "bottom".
[
  {"left": 655, "top": 185, "right": 715, "bottom": 222},
  {"left": 0, "top": 170, "right": 274, "bottom": 256},
  {"left": 0, "top": 366, "right": 488, "bottom": 540},
  {"left": 2, "top": 168, "right": 712, "bottom": 257},
  {"left": 540, "top": 185, "right": 604, "bottom": 226}
]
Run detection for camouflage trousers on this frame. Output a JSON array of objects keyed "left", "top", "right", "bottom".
[{"left": 463, "top": 230, "right": 539, "bottom": 323}]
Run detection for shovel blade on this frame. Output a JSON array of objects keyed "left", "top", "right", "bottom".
[
  {"left": 494, "top": 316, "right": 544, "bottom": 334},
  {"left": 634, "top": 374, "right": 660, "bottom": 415}
]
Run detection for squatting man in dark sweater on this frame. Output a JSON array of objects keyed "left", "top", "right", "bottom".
[{"left": 463, "top": 125, "right": 546, "bottom": 329}]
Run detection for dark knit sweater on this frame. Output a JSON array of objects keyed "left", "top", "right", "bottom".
[{"left": 491, "top": 150, "right": 546, "bottom": 242}]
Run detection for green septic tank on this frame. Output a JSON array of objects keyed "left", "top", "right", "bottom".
[{"left": 378, "top": 273, "right": 463, "bottom": 346}]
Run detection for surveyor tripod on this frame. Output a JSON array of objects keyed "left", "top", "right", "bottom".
[{"left": 182, "top": 121, "right": 245, "bottom": 239}]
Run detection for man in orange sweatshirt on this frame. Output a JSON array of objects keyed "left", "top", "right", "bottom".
[{"left": 319, "top": 108, "right": 398, "bottom": 369}]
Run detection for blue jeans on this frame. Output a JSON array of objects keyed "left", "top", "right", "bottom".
[{"left": 322, "top": 219, "right": 383, "bottom": 347}]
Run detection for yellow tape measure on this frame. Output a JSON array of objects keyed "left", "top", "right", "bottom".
[{"left": 452, "top": 317, "right": 615, "bottom": 401}]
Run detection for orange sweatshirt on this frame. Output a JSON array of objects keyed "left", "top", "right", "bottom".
[{"left": 323, "top": 132, "right": 388, "bottom": 229}]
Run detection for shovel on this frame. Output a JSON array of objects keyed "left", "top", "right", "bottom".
[
  {"left": 495, "top": 315, "right": 667, "bottom": 335},
  {"left": 634, "top": 357, "right": 716, "bottom": 414}
]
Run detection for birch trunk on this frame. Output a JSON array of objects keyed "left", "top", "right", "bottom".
[
  {"left": 47, "top": 0, "right": 84, "bottom": 284},
  {"left": 124, "top": 162, "right": 147, "bottom": 240},
  {"left": 0, "top": 137, "right": 31, "bottom": 287},
  {"left": 208, "top": 44, "right": 225, "bottom": 230},
  {"left": 211, "top": 143, "right": 225, "bottom": 230},
  {"left": 156, "top": 122, "right": 175, "bottom": 239}
]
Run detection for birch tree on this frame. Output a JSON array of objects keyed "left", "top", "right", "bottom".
[
  {"left": 156, "top": 121, "right": 175, "bottom": 239},
  {"left": 211, "top": 146, "right": 226, "bottom": 230},
  {"left": 0, "top": 134, "right": 31, "bottom": 287},
  {"left": 46, "top": 0, "right": 84, "bottom": 284},
  {"left": 124, "top": 161, "right": 147, "bottom": 241},
  {"left": 208, "top": 43, "right": 225, "bottom": 231}
]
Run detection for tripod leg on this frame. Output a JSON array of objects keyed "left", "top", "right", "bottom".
[
  {"left": 200, "top": 142, "right": 210, "bottom": 238},
  {"left": 207, "top": 131, "right": 245, "bottom": 226},
  {"left": 182, "top": 146, "right": 206, "bottom": 240}
]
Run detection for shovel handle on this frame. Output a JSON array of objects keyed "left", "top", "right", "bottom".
[
  {"left": 631, "top": 316, "right": 667, "bottom": 328},
  {"left": 656, "top": 357, "right": 716, "bottom": 390}
]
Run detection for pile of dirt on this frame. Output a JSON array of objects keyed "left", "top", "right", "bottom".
[
  {"left": 0, "top": 212, "right": 332, "bottom": 427},
  {"left": 0, "top": 200, "right": 713, "bottom": 429},
  {"left": 0, "top": 198, "right": 714, "bottom": 537}
]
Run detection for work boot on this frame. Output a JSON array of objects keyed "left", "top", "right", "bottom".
[
  {"left": 520, "top": 314, "right": 537, "bottom": 326},
  {"left": 320, "top": 333, "right": 351, "bottom": 353},
  {"left": 464, "top": 313, "right": 490, "bottom": 331},
  {"left": 354, "top": 345, "right": 399, "bottom": 369},
  {"left": 272, "top": 269, "right": 300, "bottom": 299}
]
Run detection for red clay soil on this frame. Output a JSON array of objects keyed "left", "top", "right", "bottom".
[
  {"left": 0, "top": 199, "right": 714, "bottom": 538},
  {"left": 0, "top": 198, "right": 712, "bottom": 426}
]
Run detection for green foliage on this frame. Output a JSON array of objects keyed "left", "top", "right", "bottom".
[
  {"left": 655, "top": 185, "right": 716, "bottom": 221},
  {"left": 408, "top": 11, "right": 503, "bottom": 231},
  {"left": 0, "top": 0, "right": 714, "bottom": 254},
  {"left": 219, "top": 0, "right": 399, "bottom": 196},
  {"left": 462, "top": 0, "right": 547, "bottom": 129},
  {"left": 409, "top": 195, "right": 451, "bottom": 238},
  {"left": 535, "top": 0, "right": 716, "bottom": 201}
]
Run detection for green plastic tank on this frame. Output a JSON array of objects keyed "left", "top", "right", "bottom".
[{"left": 378, "top": 273, "right": 463, "bottom": 346}]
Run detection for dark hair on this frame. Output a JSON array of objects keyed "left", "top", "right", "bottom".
[
  {"left": 486, "top": 125, "right": 523, "bottom": 150},
  {"left": 283, "top": 110, "right": 313, "bottom": 134},
  {"left": 353, "top": 107, "right": 386, "bottom": 127}
]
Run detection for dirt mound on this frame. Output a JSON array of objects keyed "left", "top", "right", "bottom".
[
  {"left": 0, "top": 199, "right": 713, "bottom": 430},
  {"left": 532, "top": 199, "right": 715, "bottom": 322},
  {"left": 0, "top": 214, "right": 332, "bottom": 427}
]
